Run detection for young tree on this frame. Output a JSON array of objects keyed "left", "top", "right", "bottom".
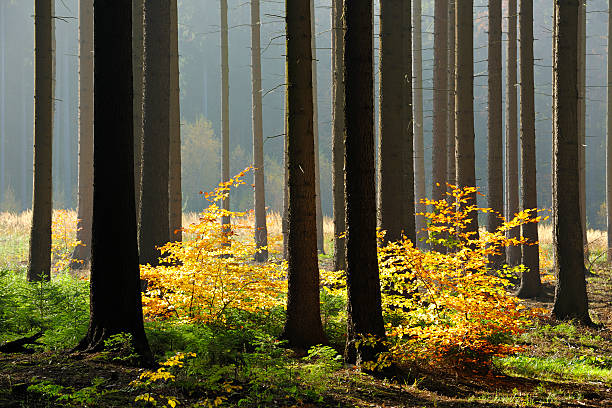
[
  {"left": 251, "top": 0, "right": 268, "bottom": 262},
  {"left": 488, "top": 0, "right": 504, "bottom": 268},
  {"left": 517, "top": 0, "right": 541, "bottom": 298},
  {"left": 413, "top": 0, "right": 427, "bottom": 248},
  {"left": 139, "top": 1, "right": 171, "bottom": 266},
  {"left": 551, "top": 0, "right": 591, "bottom": 325},
  {"left": 432, "top": 0, "right": 448, "bottom": 207},
  {"left": 280, "top": 0, "right": 327, "bottom": 348},
  {"left": 455, "top": 0, "right": 478, "bottom": 237},
  {"left": 169, "top": 0, "right": 182, "bottom": 242},
  {"left": 28, "top": 0, "right": 54, "bottom": 282},
  {"left": 506, "top": 0, "right": 521, "bottom": 266},
  {"left": 331, "top": 0, "right": 346, "bottom": 271},
  {"left": 71, "top": 0, "right": 94, "bottom": 270},
  {"left": 220, "top": 0, "right": 230, "bottom": 232},
  {"left": 379, "top": 0, "right": 407, "bottom": 244},
  {"left": 76, "top": 0, "right": 152, "bottom": 359},
  {"left": 344, "top": 0, "right": 386, "bottom": 364},
  {"left": 133, "top": 0, "right": 144, "bottom": 217}
]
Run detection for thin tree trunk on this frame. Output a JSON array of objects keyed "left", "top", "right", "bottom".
[
  {"left": 488, "top": 0, "right": 504, "bottom": 268},
  {"left": 455, "top": 0, "right": 478, "bottom": 238},
  {"left": 28, "top": 0, "right": 54, "bottom": 282},
  {"left": 280, "top": 0, "right": 327, "bottom": 349},
  {"left": 551, "top": 2, "right": 558, "bottom": 271},
  {"left": 310, "top": 0, "right": 325, "bottom": 254},
  {"left": 331, "top": 0, "right": 346, "bottom": 271},
  {"left": 71, "top": 0, "right": 94, "bottom": 270},
  {"left": 76, "top": 0, "right": 152, "bottom": 360},
  {"left": 220, "top": 0, "right": 230, "bottom": 232},
  {"left": 251, "top": 0, "right": 268, "bottom": 262},
  {"left": 139, "top": 1, "right": 171, "bottom": 267},
  {"left": 578, "top": 0, "right": 588, "bottom": 263},
  {"left": 551, "top": 0, "right": 591, "bottom": 325},
  {"left": 133, "top": 0, "right": 144, "bottom": 223},
  {"left": 282, "top": 89, "right": 289, "bottom": 260},
  {"left": 413, "top": 0, "right": 427, "bottom": 249},
  {"left": 506, "top": 0, "right": 521, "bottom": 266},
  {"left": 403, "top": 0, "right": 415, "bottom": 245},
  {"left": 447, "top": 1, "right": 456, "bottom": 191},
  {"left": 169, "top": 0, "right": 182, "bottom": 242},
  {"left": 517, "top": 0, "right": 541, "bottom": 298},
  {"left": 607, "top": 0, "right": 612, "bottom": 262},
  {"left": 378, "top": 0, "right": 406, "bottom": 244},
  {"left": 344, "top": 0, "right": 386, "bottom": 365},
  {"left": 432, "top": 0, "right": 448, "bottom": 207}
]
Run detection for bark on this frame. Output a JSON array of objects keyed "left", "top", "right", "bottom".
[
  {"left": 488, "top": 0, "right": 504, "bottom": 268},
  {"left": 71, "top": 0, "right": 94, "bottom": 270},
  {"left": 221, "top": 0, "right": 230, "bottom": 231},
  {"left": 282, "top": 92, "right": 289, "bottom": 260},
  {"left": 578, "top": 0, "right": 588, "bottom": 262},
  {"left": 506, "top": 0, "right": 521, "bottom": 266},
  {"left": 138, "top": 0, "right": 171, "bottom": 266},
  {"left": 28, "top": 0, "right": 53, "bottom": 282},
  {"left": 77, "top": 0, "right": 152, "bottom": 361},
  {"left": 413, "top": 0, "right": 427, "bottom": 249},
  {"left": 447, "top": 1, "right": 456, "bottom": 191},
  {"left": 331, "top": 0, "right": 346, "bottom": 271},
  {"left": 251, "top": 0, "right": 268, "bottom": 262},
  {"left": 310, "top": 0, "right": 325, "bottom": 254},
  {"left": 455, "top": 0, "right": 478, "bottom": 238},
  {"left": 432, "top": 0, "right": 448, "bottom": 206},
  {"left": 608, "top": 0, "right": 612, "bottom": 262},
  {"left": 402, "top": 0, "right": 416, "bottom": 245},
  {"left": 169, "top": 0, "right": 182, "bottom": 243},
  {"left": 551, "top": 0, "right": 591, "bottom": 325},
  {"left": 378, "top": 0, "right": 406, "bottom": 244},
  {"left": 344, "top": 0, "right": 386, "bottom": 365},
  {"left": 517, "top": 0, "right": 541, "bottom": 298},
  {"left": 280, "top": 0, "right": 327, "bottom": 349},
  {"left": 133, "top": 0, "right": 144, "bottom": 222}
]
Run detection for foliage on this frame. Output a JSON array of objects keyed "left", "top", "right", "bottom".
[
  {"left": 51, "top": 209, "right": 83, "bottom": 273},
  {"left": 324, "top": 186, "right": 547, "bottom": 371},
  {"left": 141, "top": 169, "right": 286, "bottom": 325},
  {"left": 26, "top": 377, "right": 108, "bottom": 406}
]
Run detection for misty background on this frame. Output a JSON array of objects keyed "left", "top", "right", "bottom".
[{"left": 0, "top": 0, "right": 609, "bottom": 229}]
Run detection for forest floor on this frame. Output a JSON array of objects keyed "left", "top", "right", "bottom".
[{"left": 1, "top": 211, "right": 612, "bottom": 407}]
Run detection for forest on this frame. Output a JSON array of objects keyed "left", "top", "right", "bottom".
[{"left": 1, "top": 0, "right": 612, "bottom": 407}]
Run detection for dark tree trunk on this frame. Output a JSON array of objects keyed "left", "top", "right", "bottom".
[
  {"left": 138, "top": 0, "right": 171, "bottom": 266},
  {"left": 447, "top": 1, "right": 456, "bottom": 192},
  {"left": 221, "top": 0, "right": 230, "bottom": 231},
  {"left": 251, "top": 0, "right": 268, "bottom": 262},
  {"left": 402, "top": 0, "right": 415, "bottom": 245},
  {"left": 71, "top": 0, "right": 94, "bottom": 270},
  {"left": 133, "top": 0, "right": 144, "bottom": 223},
  {"left": 331, "top": 0, "right": 346, "bottom": 271},
  {"left": 280, "top": 0, "right": 327, "bottom": 349},
  {"left": 169, "top": 0, "right": 182, "bottom": 242},
  {"left": 488, "top": 0, "right": 504, "bottom": 268},
  {"left": 551, "top": 0, "right": 591, "bottom": 325},
  {"left": 506, "top": 0, "right": 521, "bottom": 266},
  {"left": 344, "top": 0, "right": 386, "bottom": 365},
  {"left": 77, "top": 0, "right": 152, "bottom": 361},
  {"left": 517, "top": 0, "right": 541, "bottom": 298},
  {"left": 432, "top": 0, "right": 448, "bottom": 206},
  {"left": 455, "top": 0, "right": 478, "bottom": 238},
  {"left": 578, "top": 0, "right": 587, "bottom": 264},
  {"left": 28, "top": 0, "right": 53, "bottom": 282}
]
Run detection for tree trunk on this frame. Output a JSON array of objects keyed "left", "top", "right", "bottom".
[
  {"left": 488, "top": 0, "right": 504, "bottom": 268},
  {"left": 402, "top": 0, "right": 415, "bottom": 245},
  {"left": 344, "top": 0, "right": 386, "bottom": 365},
  {"left": 378, "top": 0, "right": 407, "bottom": 244},
  {"left": 280, "top": 0, "right": 327, "bottom": 349},
  {"left": 282, "top": 90, "right": 289, "bottom": 260},
  {"left": 578, "top": 0, "right": 588, "bottom": 263},
  {"left": 28, "top": 0, "right": 54, "bottom": 282},
  {"left": 77, "top": 0, "right": 152, "bottom": 361},
  {"left": 517, "top": 0, "right": 541, "bottom": 298},
  {"left": 169, "top": 0, "right": 182, "bottom": 243},
  {"left": 413, "top": 0, "right": 427, "bottom": 249},
  {"left": 138, "top": 0, "right": 171, "bottom": 266},
  {"left": 310, "top": 0, "right": 325, "bottom": 254},
  {"left": 455, "top": 0, "right": 478, "bottom": 238},
  {"left": 251, "top": 0, "right": 268, "bottom": 262},
  {"left": 607, "top": 0, "right": 612, "bottom": 262},
  {"left": 551, "top": 0, "right": 591, "bottom": 325},
  {"left": 331, "top": 0, "right": 346, "bottom": 271},
  {"left": 71, "top": 0, "right": 94, "bottom": 270},
  {"left": 447, "top": 1, "right": 456, "bottom": 192},
  {"left": 506, "top": 0, "right": 521, "bottom": 266},
  {"left": 220, "top": 0, "right": 230, "bottom": 231},
  {"left": 133, "top": 0, "right": 144, "bottom": 223},
  {"left": 0, "top": 2, "right": 5, "bottom": 205},
  {"left": 432, "top": 0, "right": 448, "bottom": 207}
]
